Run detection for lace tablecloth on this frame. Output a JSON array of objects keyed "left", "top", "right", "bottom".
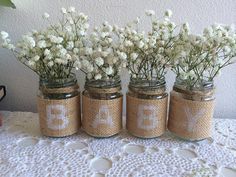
[{"left": 0, "top": 111, "right": 236, "bottom": 177}]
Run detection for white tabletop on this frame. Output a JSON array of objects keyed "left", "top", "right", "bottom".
[{"left": 0, "top": 111, "right": 236, "bottom": 177}]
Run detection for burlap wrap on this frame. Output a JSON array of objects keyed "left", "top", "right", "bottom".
[
  {"left": 85, "top": 86, "right": 122, "bottom": 94},
  {"left": 126, "top": 95, "right": 168, "bottom": 138},
  {"left": 168, "top": 91, "right": 215, "bottom": 140},
  {"left": 37, "top": 87, "right": 80, "bottom": 137},
  {"left": 128, "top": 85, "right": 166, "bottom": 96},
  {"left": 40, "top": 85, "right": 79, "bottom": 94},
  {"left": 82, "top": 95, "right": 122, "bottom": 137}
]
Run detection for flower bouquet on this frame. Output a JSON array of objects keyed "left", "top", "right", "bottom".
[
  {"left": 1, "top": 7, "right": 89, "bottom": 137},
  {"left": 168, "top": 23, "right": 236, "bottom": 140},
  {"left": 77, "top": 22, "right": 125, "bottom": 137},
  {"left": 119, "top": 10, "right": 178, "bottom": 138}
]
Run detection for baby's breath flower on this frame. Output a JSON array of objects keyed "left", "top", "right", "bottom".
[
  {"left": 182, "top": 23, "right": 190, "bottom": 33},
  {"left": 105, "top": 66, "right": 114, "bottom": 75},
  {"left": 95, "top": 57, "right": 104, "bottom": 66},
  {"left": 145, "top": 10, "right": 155, "bottom": 16},
  {"left": 78, "top": 22, "right": 125, "bottom": 81},
  {"left": 33, "top": 55, "right": 40, "bottom": 61},
  {"left": 44, "top": 49, "right": 50, "bottom": 56},
  {"left": 28, "top": 60, "right": 35, "bottom": 67},
  {"left": 23, "top": 35, "right": 35, "bottom": 48},
  {"left": 171, "top": 23, "right": 236, "bottom": 88},
  {"left": 49, "top": 35, "right": 63, "bottom": 44},
  {"left": 124, "top": 40, "right": 133, "bottom": 47},
  {"left": 61, "top": 7, "right": 67, "bottom": 14},
  {"left": 119, "top": 9, "right": 178, "bottom": 80},
  {"left": 137, "top": 41, "right": 145, "bottom": 48},
  {"left": 130, "top": 53, "right": 138, "bottom": 60},
  {"left": 47, "top": 61, "right": 54, "bottom": 67},
  {"left": 118, "top": 51, "right": 127, "bottom": 60},
  {"left": 42, "top": 13, "right": 49, "bottom": 19},
  {"left": 134, "top": 17, "right": 140, "bottom": 24},
  {"left": 95, "top": 74, "right": 102, "bottom": 80},
  {"left": 0, "top": 7, "right": 89, "bottom": 80},
  {"left": 38, "top": 40, "right": 47, "bottom": 48},
  {"left": 165, "top": 9, "right": 173, "bottom": 18},
  {"left": 68, "top": 6, "right": 75, "bottom": 13},
  {"left": 0, "top": 31, "right": 9, "bottom": 39},
  {"left": 66, "top": 41, "right": 74, "bottom": 50}
]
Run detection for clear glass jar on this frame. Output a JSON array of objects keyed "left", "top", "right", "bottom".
[
  {"left": 83, "top": 79, "right": 122, "bottom": 100},
  {"left": 168, "top": 77, "right": 215, "bottom": 141},
  {"left": 171, "top": 78, "right": 215, "bottom": 101},
  {"left": 82, "top": 78, "right": 123, "bottom": 137},
  {"left": 126, "top": 79, "right": 168, "bottom": 138},
  {"left": 37, "top": 74, "right": 81, "bottom": 137}
]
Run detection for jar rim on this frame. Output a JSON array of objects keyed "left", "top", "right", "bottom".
[
  {"left": 175, "top": 77, "right": 214, "bottom": 91},
  {"left": 129, "top": 78, "right": 166, "bottom": 89},
  {"left": 39, "top": 73, "right": 77, "bottom": 88},
  {"left": 85, "top": 77, "right": 121, "bottom": 89}
]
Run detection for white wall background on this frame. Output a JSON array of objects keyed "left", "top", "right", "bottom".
[{"left": 0, "top": 0, "right": 236, "bottom": 118}]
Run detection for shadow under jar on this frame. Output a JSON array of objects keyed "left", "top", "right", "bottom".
[
  {"left": 37, "top": 74, "right": 81, "bottom": 137},
  {"left": 126, "top": 79, "right": 168, "bottom": 138},
  {"left": 168, "top": 78, "right": 215, "bottom": 141},
  {"left": 82, "top": 78, "right": 123, "bottom": 137}
]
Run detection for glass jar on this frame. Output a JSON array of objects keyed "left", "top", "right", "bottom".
[
  {"left": 37, "top": 74, "right": 81, "bottom": 137},
  {"left": 168, "top": 77, "right": 215, "bottom": 141},
  {"left": 82, "top": 78, "right": 123, "bottom": 137},
  {"left": 126, "top": 79, "right": 168, "bottom": 138}
]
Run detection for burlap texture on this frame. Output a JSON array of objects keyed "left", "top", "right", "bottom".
[
  {"left": 126, "top": 95, "right": 168, "bottom": 138},
  {"left": 128, "top": 85, "right": 166, "bottom": 95},
  {"left": 40, "top": 85, "right": 79, "bottom": 94},
  {"left": 37, "top": 95, "right": 81, "bottom": 137},
  {"left": 82, "top": 95, "right": 122, "bottom": 137},
  {"left": 168, "top": 91, "right": 215, "bottom": 140},
  {"left": 85, "top": 86, "right": 121, "bottom": 94}
]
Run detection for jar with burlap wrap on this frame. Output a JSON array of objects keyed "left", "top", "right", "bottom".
[
  {"left": 82, "top": 79, "right": 123, "bottom": 137},
  {"left": 37, "top": 74, "right": 81, "bottom": 137},
  {"left": 168, "top": 78, "right": 215, "bottom": 141},
  {"left": 126, "top": 79, "right": 168, "bottom": 138}
]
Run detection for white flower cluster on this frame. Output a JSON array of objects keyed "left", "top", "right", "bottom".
[
  {"left": 171, "top": 23, "right": 236, "bottom": 88},
  {"left": 0, "top": 7, "right": 89, "bottom": 80},
  {"left": 117, "top": 10, "right": 177, "bottom": 80},
  {"left": 77, "top": 21, "right": 126, "bottom": 81},
  {"left": 0, "top": 31, "right": 15, "bottom": 50},
  {"left": 1, "top": 8, "right": 236, "bottom": 86}
]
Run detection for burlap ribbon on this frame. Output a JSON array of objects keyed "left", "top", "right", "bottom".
[
  {"left": 85, "top": 86, "right": 121, "bottom": 94},
  {"left": 40, "top": 84, "right": 79, "bottom": 94},
  {"left": 37, "top": 86, "right": 81, "bottom": 137},
  {"left": 126, "top": 92, "right": 168, "bottom": 138},
  {"left": 82, "top": 92, "right": 123, "bottom": 137},
  {"left": 168, "top": 91, "right": 215, "bottom": 140},
  {"left": 128, "top": 85, "right": 166, "bottom": 96}
]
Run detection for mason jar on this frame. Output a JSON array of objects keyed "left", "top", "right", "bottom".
[
  {"left": 82, "top": 78, "right": 123, "bottom": 137},
  {"left": 168, "top": 77, "right": 215, "bottom": 141},
  {"left": 37, "top": 74, "right": 81, "bottom": 137},
  {"left": 126, "top": 79, "right": 168, "bottom": 138}
]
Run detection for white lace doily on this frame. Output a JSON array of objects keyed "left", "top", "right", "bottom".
[{"left": 0, "top": 111, "right": 236, "bottom": 177}]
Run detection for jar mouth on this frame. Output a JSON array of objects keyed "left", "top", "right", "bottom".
[
  {"left": 40, "top": 73, "right": 77, "bottom": 88},
  {"left": 85, "top": 78, "right": 121, "bottom": 89},
  {"left": 175, "top": 77, "right": 214, "bottom": 91},
  {"left": 129, "top": 78, "right": 166, "bottom": 89}
]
